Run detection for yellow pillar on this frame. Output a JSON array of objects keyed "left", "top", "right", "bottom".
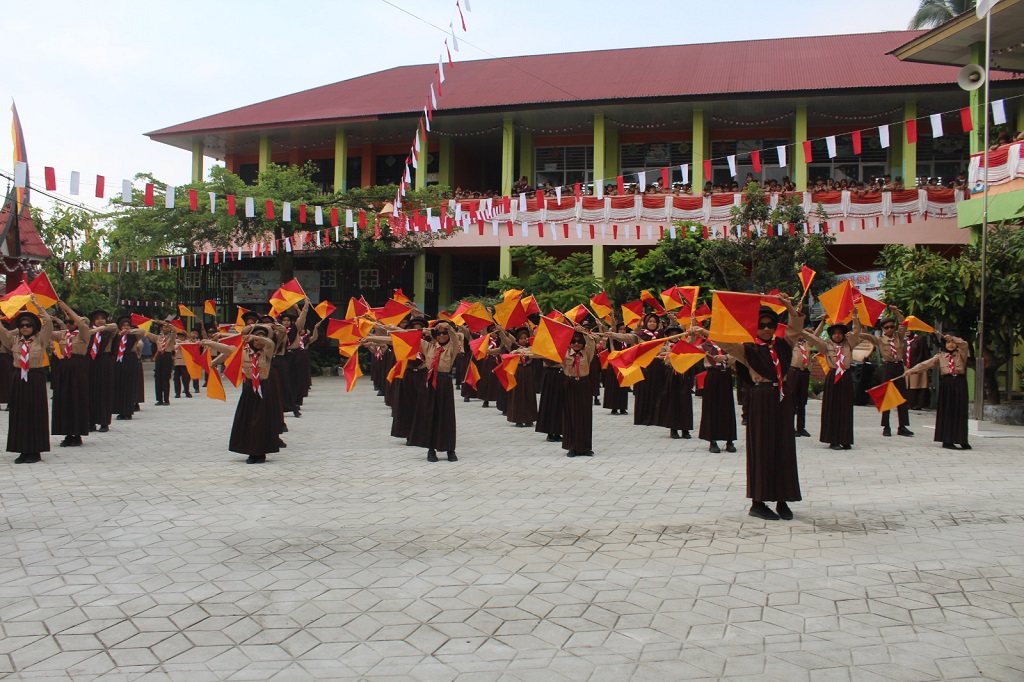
[
  {"left": 438, "top": 137, "right": 455, "bottom": 189},
  {"left": 519, "top": 130, "right": 534, "bottom": 186},
  {"left": 333, "top": 127, "right": 348, "bottom": 192},
  {"left": 691, "top": 109, "right": 709, "bottom": 190},
  {"left": 592, "top": 244, "right": 605, "bottom": 280},
  {"left": 793, "top": 104, "right": 808, "bottom": 191},
  {"left": 903, "top": 99, "right": 917, "bottom": 188},
  {"left": 604, "top": 125, "right": 619, "bottom": 183},
  {"left": 889, "top": 132, "right": 903, "bottom": 180},
  {"left": 414, "top": 128, "right": 427, "bottom": 190},
  {"left": 501, "top": 117, "right": 515, "bottom": 197},
  {"left": 258, "top": 134, "right": 271, "bottom": 174},
  {"left": 191, "top": 138, "right": 204, "bottom": 184},
  {"left": 413, "top": 253, "right": 427, "bottom": 310},
  {"left": 499, "top": 245, "right": 512, "bottom": 279},
  {"left": 593, "top": 114, "right": 606, "bottom": 190},
  {"left": 438, "top": 253, "right": 453, "bottom": 310}
]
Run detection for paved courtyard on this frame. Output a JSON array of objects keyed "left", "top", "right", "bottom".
[{"left": 1, "top": 375, "right": 1023, "bottom": 681}]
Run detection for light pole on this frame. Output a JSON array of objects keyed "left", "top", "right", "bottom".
[{"left": 973, "top": 7, "right": 992, "bottom": 422}]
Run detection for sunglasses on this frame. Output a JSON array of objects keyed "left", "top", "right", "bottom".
[
  {"left": 882, "top": 325, "right": 895, "bottom": 330},
  {"left": 18, "top": 323, "right": 35, "bottom": 329},
  {"left": 757, "top": 322, "right": 776, "bottom": 330}
]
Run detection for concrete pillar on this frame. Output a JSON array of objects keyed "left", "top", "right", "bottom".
[
  {"left": 413, "top": 253, "right": 427, "bottom": 310},
  {"left": 414, "top": 129, "right": 427, "bottom": 190},
  {"left": 360, "top": 144, "right": 373, "bottom": 188},
  {"left": 333, "top": 127, "right": 348, "bottom": 192},
  {"left": 604, "top": 125, "right": 619, "bottom": 183},
  {"left": 969, "top": 42, "right": 985, "bottom": 155},
  {"left": 592, "top": 244, "right": 605, "bottom": 280},
  {"left": 191, "top": 138, "right": 204, "bottom": 184},
  {"left": 593, "top": 114, "right": 606, "bottom": 192},
  {"left": 501, "top": 117, "right": 515, "bottom": 197},
  {"left": 793, "top": 104, "right": 808, "bottom": 191},
  {"left": 691, "top": 109, "right": 709, "bottom": 190},
  {"left": 499, "top": 245, "right": 512, "bottom": 279},
  {"left": 438, "top": 253, "right": 453, "bottom": 310},
  {"left": 438, "top": 137, "right": 455, "bottom": 189},
  {"left": 889, "top": 134, "right": 904, "bottom": 180},
  {"left": 258, "top": 134, "right": 271, "bottom": 175},
  {"left": 903, "top": 99, "right": 917, "bottom": 188},
  {"left": 519, "top": 130, "right": 534, "bottom": 186}
]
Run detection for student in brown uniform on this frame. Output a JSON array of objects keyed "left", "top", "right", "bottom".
[
  {"left": 204, "top": 326, "right": 278, "bottom": 463},
  {"left": 112, "top": 317, "right": 147, "bottom": 421},
  {"left": 408, "top": 321, "right": 463, "bottom": 462},
  {"left": 502, "top": 327, "right": 538, "bottom": 428},
  {"left": 51, "top": 303, "right": 93, "bottom": 447},
  {"left": 172, "top": 329, "right": 192, "bottom": 398},
  {"left": 906, "top": 332, "right": 931, "bottom": 409},
  {"left": 601, "top": 322, "right": 631, "bottom": 415},
  {"left": 144, "top": 323, "right": 177, "bottom": 406},
  {"left": 865, "top": 307, "right": 914, "bottom": 437},
  {"left": 904, "top": 333, "right": 971, "bottom": 450},
  {"left": 718, "top": 296, "right": 805, "bottom": 520},
  {"left": 560, "top": 328, "right": 597, "bottom": 457},
  {"left": 696, "top": 335, "right": 737, "bottom": 453},
  {"left": 4, "top": 301, "right": 53, "bottom": 463},
  {"left": 787, "top": 319, "right": 814, "bottom": 438},
  {"left": 87, "top": 309, "right": 118, "bottom": 432},
  {"left": 803, "top": 317, "right": 863, "bottom": 450}
]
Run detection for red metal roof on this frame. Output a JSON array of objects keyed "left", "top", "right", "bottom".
[
  {"left": 148, "top": 31, "right": 978, "bottom": 138},
  {"left": 0, "top": 193, "right": 51, "bottom": 261}
]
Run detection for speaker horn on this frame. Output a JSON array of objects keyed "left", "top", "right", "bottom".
[{"left": 957, "top": 63, "right": 987, "bottom": 91}]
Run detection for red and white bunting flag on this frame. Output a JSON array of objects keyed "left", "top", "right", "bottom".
[
  {"left": 802, "top": 140, "right": 813, "bottom": 163},
  {"left": 960, "top": 107, "right": 973, "bottom": 132},
  {"left": 826, "top": 136, "right": 837, "bottom": 158},
  {"left": 283, "top": 202, "right": 292, "bottom": 222},
  {"left": 437, "top": 55, "right": 445, "bottom": 83},
  {"left": 430, "top": 84, "right": 437, "bottom": 109},
  {"left": 574, "top": 182, "right": 581, "bottom": 200},
  {"left": 852, "top": 130, "right": 862, "bottom": 155},
  {"left": 95, "top": 175, "right": 105, "bottom": 198},
  {"left": 992, "top": 99, "right": 1007, "bottom": 125},
  {"left": 463, "top": 0, "right": 471, "bottom": 9},
  {"left": 879, "top": 124, "right": 890, "bottom": 148},
  {"left": 245, "top": 197, "right": 255, "bottom": 218},
  {"left": 905, "top": 119, "right": 918, "bottom": 144},
  {"left": 69, "top": 170, "right": 80, "bottom": 195},
  {"left": 681, "top": 163, "right": 689, "bottom": 185},
  {"left": 555, "top": 186, "right": 561, "bottom": 204},
  {"left": 165, "top": 186, "right": 176, "bottom": 209},
  {"left": 227, "top": 194, "right": 236, "bottom": 216},
  {"left": 209, "top": 192, "right": 216, "bottom": 213},
  {"left": 188, "top": 189, "right": 198, "bottom": 211},
  {"left": 776, "top": 146, "right": 787, "bottom": 167},
  {"left": 661, "top": 167, "right": 670, "bottom": 188},
  {"left": 44, "top": 166, "right": 56, "bottom": 191},
  {"left": 423, "top": 107, "right": 431, "bottom": 132},
  {"left": 144, "top": 183, "right": 154, "bottom": 206},
  {"left": 456, "top": 0, "right": 466, "bottom": 30},
  {"left": 637, "top": 171, "right": 646, "bottom": 192},
  {"left": 750, "top": 151, "right": 761, "bottom": 173},
  {"left": 930, "top": 113, "right": 943, "bottom": 138},
  {"left": 315, "top": 206, "right": 323, "bottom": 226},
  {"left": 445, "top": 39, "right": 454, "bottom": 67},
  {"left": 726, "top": 155, "right": 736, "bottom": 177}
]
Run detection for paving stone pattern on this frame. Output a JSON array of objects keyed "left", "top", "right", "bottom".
[{"left": 2, "top": 376, "right": 1023, "bottom": 681}]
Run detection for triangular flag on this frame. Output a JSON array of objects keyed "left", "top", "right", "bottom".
[
  {"left": 799, "top": 265, "right": 816, "bottom": 294},
  {"left": 178, "top": 304, "right": 195, "bottom": 318},
  {"left": 204, "top": 300, "right": 217, "bottom": 316},
  {"left": 818, "top": 280, "right": 855, "bottom": 325},
  {"left": 902, "top": 316, "right": 935, "bottom": 333},
  {"left": 493, "top": 353, "right": 521, "bottom": 392},
  {"left": 668, "top": 339, "right": 706, "bottom": 375},
  {"left": 344, "top": 353, "right": 363, "bottom": 392},
  {"left": 27, "top": 272, "right": 59, "bottom": 309}
]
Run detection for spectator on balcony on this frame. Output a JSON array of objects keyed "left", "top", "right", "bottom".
[
  {"left": 991, "top": 131, "right": 1013, "bottom": 151},
  {"left": 893, "top": 176, "right": 905, "bottom": 191},
  {"left": 702, "top": 181, "right": 713, "bottom": 197}
]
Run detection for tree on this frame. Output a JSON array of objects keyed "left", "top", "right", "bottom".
[
  {"left": 32, "top": 205, "right": 117, "bottom": 312},
  {"left": 488, "top": 246, "right": 602, "bottom": 312},
  {"left": 908, "top": 0, "right": 975, "bottom": 29}
]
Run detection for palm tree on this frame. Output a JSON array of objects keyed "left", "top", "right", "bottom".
[{"left": 908, "top": 0, "right": 976, "bottom": 28}]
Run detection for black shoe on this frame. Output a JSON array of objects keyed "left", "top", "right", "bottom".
[
  {"left": 134, "top": 404, "right": 141, "bottom": 411},
  {"left": 14, "top": 454, "right": 27, "bottom": 463},
  {"left": 681, "top": 431, "right": 691, "bottom": 439},
  {"left": 281, "top": 423, "right": 289, "bottom": 433},
  {"left": 611, "top": 409, "right": 619, "bottom": 415},
  {"left": 98, "top": 425, "right": 109, "bottom": 433},
  {"left": 546, "top": 434, "right": 560, "bottom": 442},
  {"left": 830, "top": 444, "right": 843, "bottom": 450},
  {"left": 670, "top": 429, "right": 681, "bottom": 439},
  {"left": 798, "top": 429, "right": 811, "bottom": 437},
  {"left": 245, "top": 455, "right": 266, "bottom": 464},
  {"left": 277, "top": 438, "right": 287, "bottom": 448},
  {"left": 463, "top": 397, "right": 471, "bottom": 402},
  {"left": 174, "top": 394, "right": 180, "bottom": 399},
  {"left": 481, "top": 401, "right": 490, "bottom": 408},
  {"left": 776, "top": 502, "right": 793, "bottom": 520},
  {"left": 960, "top": 443, "right": 972, "bottom": 450},
  {"left": 116, "top": 414, "right": 131, "bottom": 420},
  {"left": 71, "top": 436, "right": 83, "bottom": 446},
  {"left": 447, "top": 451, "right": 458, "bottom": 462},
  {"left": 594, "top": 397, "right": 600, "bottom": 405},
  {"left": 621, "top": 410, "right": 628, "bottom": 416},
  {"left": 749, "top": 502, "right": 779, "bottom": 520},
  {"left": 882, "top": 427, "right": 892, "bottom": 437},
  {"left": 942, "top": 442, "right": 956, "bottom": 449},
  {"left": 577, "top": 451, "right": 594, "bottom": 457},
  {"left": 185, "top": 394, "right": 192, "bottom": 398},
  {"left": 709, "top": 441, "right": 721, "bottom": 453},
  {"left": 795, "top": 429, "right": 803, "bottom": 437},
  {"left": 726, "top": 442, "right": 736, "bottom": 453},
  {"left": 897, "top": 427, "right": 914, "bottom": 437},
  {"left": 741, "top": 418, "right": 747, "bottom": 426},
  {"left": 843, "top": 445, "right": 851, "bottom": 450},
  {"left": 59, "top": 436, "right": 73, "bottom": 447},
  {"left": 427, "top": 449, "right": 439, "bottom": 462},
  {"left": 566, "top": 451, "right": 578, "bottom": 458}
]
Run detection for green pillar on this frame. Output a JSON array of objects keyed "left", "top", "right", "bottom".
[
  {"left": 333, "top": 127, "right": 348, "bottom": 192},
  {"left": 969, "top": 42, "right": 985, "bottom": 155},
  {"left": 519, "top": 130, "right": 534, "bottom": 186},
  {"left": 501, "top": 117, "right": 515, "bottom": 197},
  {"left": 604, "top": 125, "right": 619, "bottom": 183},
  {"left": 903, "top": 99, "right": 917, "bottom": 188},
  {"left": 438, "top": 137, "right": 455, "bottom": 189},
  {"left": 258, "top": 134, "right": 271, "bottom": 174},
  {"left": 592, "top": 244, "right": 605, "bottom": 280},
  {"left": 191, "top": 138, "right": 204, "bottom": 184},
  {"left": 413, "top": 253, "right": 427, "bottom": 310},
  {"left": 414, "top": 128, "right": 427, "bottom": 190},
  {"left": 1018, "top": 100, "right": 1024, "bottom": 137},
  {"left": 593, "top": 114, "right": 606, "bottom": 190},
  {"left": 499, "top": 246, "right": 512, "bottom": 279},
  {"left": 793, "top": 104, "right": 808, "bottom": 191},
  {"left": 889, "top": 132, "right": 904, "bottom": 180},
  {"left": 691, "top": 109, "right": 709, "bottom": 190},
  {"left": 438, "top": 253, "right": 453, "bottom": 310}
]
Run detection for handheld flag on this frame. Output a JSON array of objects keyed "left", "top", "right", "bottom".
[
  {"left": 494, "top": 353, "right": 521, "bottom": 391},
  {"left": 818, "top": 280, "right": 855, "bottom": 325},
  {"left": 799, "top": 265, "right": 816, "bottom": 294},
  {"left": 565, "top": 304, "right": 590, "bottom": 325},
  {"left": 640, "top": 289, "right": 667, "bottom": 315},
  {"left": 463, "top": 361, "right": 481, "bottom": 390},
  {"left": 531, "top": 316, "right": 575, "bottom": 363},
  {"left": 386, "top": 360, "right": 408, "bottom": 383},
  {"left": 314, "top": 300, "right": 336, "bottom": 319},
  {"left": 761, "top": 290, "right": 787, "bottom": 314},
  {"left": 589, "top": 292, "right": 613, "bottom": 322},
  {"left": 392, "top": 288, "right": 411, "bottom": 304},
  {"left": 130, "top": 313, "right": 154, "bottom": 333},
  {"left": 327, "top": 318, "right": 373, "bottom": 345},
  {"left": 695, "top": 371, "right": 708, "bottom": 391},
  {"left": 178, "top": 304, "right": 195, "bottom": 318},
  {"left": 377, "top": 299, "right": 413, "bottom": 326},
  {"left": 204, "top": 300, "right": 217, "bottom": 316},
  {"left": 220, "top": 336, "right": 246, "bottom": 387},
  {"left": 234, "top": 306, "right": 251, "bottom": 328},
  {"left": 169, "top": 319, "right": 186, "bottom": 332},
  {"left": 852, "top": 289, "right": 887, "bottom": 326},
  {"left": 204, "top": 350, "right": 226, "bottom": 400},
  {"left": 27, "top": 273, "right": 58, "bottom": 309},
  {"left": 178, "top": 343, "right": 205, "bottom": 380},
  {"left": 269, "top": 278, "right": 307, "bottom": 313},
  {"left": 461, "top": 301, "right": 494, "bottom": 333},
  {"left": 493, "top": 292, "right": 527, "bottom": 330},
  {"left": 345, "top": 296, "right": 370, "bottom": 320},
  {"left": 469, "top": 333, "right": 491, "bottom": 360},
  {"left": 0, "top": 283, "right": 32, "bottom": 317},
  {"left": 520, "top": 295, "right": 541, "bottom": 317},
  {"left": 621, "top": 301, "right": 644, "bottom": 329},
  {"left": 695, "top": 303, "right": 712, "bottom": 322},
  {"left": 902, "top": 316, "right": 935, "bottom": 333},
  {"left": 344, "top": 353, "right": 363, "bottom": 392},
  {"left": 668, "top": 339, "right": 706, "bottom": 375},
  {"left": 450, "top": 300, "right": 473, "bottom": 326},
  {"left": 708, "top": 291, "right": 761, "bottom": 344},
  {"left": 391, "top": 329, "right": 423, "bottom": 362},
  {"left": 867, "top": 380, "right": 907, "bottom": 413}
]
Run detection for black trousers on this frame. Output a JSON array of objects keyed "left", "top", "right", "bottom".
[
  {"left": 878, "top": 361, "right": 910, "bottom": 429},
  {"left": 154, "top": 354, "right": 173, "bottom": 403},
  {"left": 173, "top": 366, "right": 192, "bottom": 397}
]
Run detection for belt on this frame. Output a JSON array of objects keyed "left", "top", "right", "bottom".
[
  {"left": 884, "top": 360, "right": 901, "bottom": 365},
  {"left": 750, "top": 381, "right": 779, "bottom": 388}
]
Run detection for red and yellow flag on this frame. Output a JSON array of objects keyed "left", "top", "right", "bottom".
[
  {"left": 531, "top": 316, "right": 575, "bottom": 363},
  {"left": 220, "top": 336, "right": 246, "bottom": 387},
  {"left": 565, "top": 304, "right": 589, "bottom": 325},
  {"left": 344, "top": 353, "right": 362, "bottom": 392},
  {"left": 494, "top": 353, "right": 521, "bottom": 392},
  {"left": 169, "top": 319, "right": 186, "bottom": 332},
  {"left": 469, "top": 333, "right": 491, "bottom": 360},
  {"left": 708, "top": 291, "right": 761, "bottom": 344},
  {"left": 799, "top": 265, "right": 816, "bottom": 294},
  {"left": 463, "top": 361, "right": 481, "bottom": 390},
  {"left": 818, "top": 280, "right": 855, "bottom": 325},
  {"left": 314, "top": 300, "right": 336, "bottom": 319},
  {"left": 178, "top": 304, "right": 195, "bottom": 318},
  {"left": 589, "top": 292, "right": 613, "bottom": 322},
  {"left": 902, "top": 315, "right": 935, "bottom": 333},
  {"left": 867, "top": 380, "right": 907, "bottom": 413},
  {"left": 327, "top": 318, "right": 372, "bottom": 345},
  {"left": 614, "top": 364, "right": 646, "bottom": 388},
  {"left": 640, "top": 289, "right": 667, "bottom": 315},
  {"left": 178, "top": 343, "right": 206, "bottom": 380},
  {"left": 816, "top": 354, "right": 831, "bottom": 377},
  {"left": 377, "top": 299, "right": 413, "bottom": 326},
  {"left": 204, "top": 300, "right": 218, "bottom": 316},
  {"left": 461, "top": 302, "right": 494, "bottom": 333},
  {"left": 449, "top": 301, "right": 473, "bottom": 325},
  {"left": 695, "top": 371, "right": 708, "bottom": 391},
  {"left": 269, "top": 278, "right": 307, "bottom": 313},
  {"left": 27, "top": 272, "right": 58, "bottom": 309},
  {"left": 345, "top": 296, "right": 370, "bottom": 320},
  {"left": 493, "top": 291, "right": 527, "bottom": 330},
  {"left": 761, "top": 289, "right": 787, "bottom": 314},
  {"left": 668, "top": 338, "right": 706, "bottom": 375},
  {"left": 392, "top": 288, "right": 411, "bottom": 304},
  {"left": 387, "top": 360, "right": 408, "bottom": 383},
  {"left": 0, "top": 283, "right": 32, "bottom": 317},
  {"left": 608, "top": 338, "right": 664, "bottom": 374},
  {"left": 204, "top": 350, "right": 226, "bottom": 401},
  {"left": 695, "top": 303, "right": 712, "bottom": 322},
  {"left": 130, "top": 313, "right": 153, "bottom": 333},
  {"left": 234, "top": 306, "right": 251, "bottom": 329},
  {"left": 391, "top": 329, "right": 423, "bottom": 363},
  {"left": 852, "top": 289, "right": 888, "bottom": 326},
  {"left": 520, "top": 295, "right": 541, "bottom": 317},
  {"left": 621, "top": 301, "right": 644, "bottom": 329}
]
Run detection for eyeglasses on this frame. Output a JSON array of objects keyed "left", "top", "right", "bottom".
[
  {"left": 18, "top": 323, "right": 34, "bottom": 329},
  {"left": 757, "top": 322, "right": 776, "bottom": 330},
  {"left": 882, "top": 325, "right": 895, "bottom": 330}
]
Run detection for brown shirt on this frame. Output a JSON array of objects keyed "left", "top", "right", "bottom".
[
  {"left": 561, "top": 335, "right": 596, "bottom": 378},
  {"left": 206, "top": 336, "right": 274, "bottom": 379},
  {"left": 720, "top": 312, "right": 806, "bottom": 383},
  {"left": 790, "top": 338, "right": 810, "bottom": 371},
  {"left": 420, "top": 331, "right": 463, "bottom": 374},
  {"left": 1, "top": 309, "right": 54, "bottom": 369},
  {"left": 906, "top": 337, "right": 969, "bottom": 377},
  {"left": 865, "top": 329, "right": 907, "bottom": 363},
  {"left": 802, "top": 324, "right": 863, "bottom": 371}
]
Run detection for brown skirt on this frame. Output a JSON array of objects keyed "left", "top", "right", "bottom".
[
  {"left": 746, "top": 383, "right": 801, "bottom": 502},
  {"left": 934, "top": 374, "right": 969, "bottom": 445},
  {"left": 52, "top": 355, "right": 92, "bottom": 435},
  {"left": 699, "top": 368, "right": 736, "bottom": 441},
  {"left": 391, "top": 369, "right": 424, "bottom": 439},
  {"left": 535, "top": 365, "right": 564, "bottom": 436},
  {"left": 588, "top": 354, "right": 602, "bottom": 397},
  {"left": 113, "top": 353, "right": 140, "bottom": 417},
  {"left": 89, "top": 352, "right": 115, "bottom": 428},
  {"left": 407, "top": 373, "right": 457, "bottom": 452},
  {"left": 272, "top": 355, "right": 297, "bottom": 412},
  {"left": 633, "top": 364, "right": 667, "bottom": 426},
  {"left": 785, "top": 367, "right": 810, "bottom": 408},
  {"left": 819, "top": 368, "right": 855, "bottom": 447},
  {"left": 7, "top": 369, "right": 50, "bottom": 454},
  {"left": 134, "top": 353, "right": 145, "bottom": 404},
  {"left": 656, "top": 366, "right": 694, "bottom": 431},
  {"left": 506, "top": 363, "right": 538, "bottom": 424},
  {"left": 476, "top": 357, "right": 503, "bottom": 401},
  {"left": 228, "top": 379, "right": 281, "bottom": 458},
  {"left": 602, "top": 365, "right": 630, "bottom": 411},
  {"left": 561, "top": 376, "right": 593, "bottom": 453}
]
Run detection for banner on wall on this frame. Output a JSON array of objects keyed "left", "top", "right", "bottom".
[
  {"left": 835, "top": 270, "right": 886, "bottom": 298},
  {"left": 232, "top": 270, "right": 321, "bottom": 303}
]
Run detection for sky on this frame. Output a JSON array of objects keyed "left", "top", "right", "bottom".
[{"left": 5, "top": 0, "right": 927, "bottom": 217}]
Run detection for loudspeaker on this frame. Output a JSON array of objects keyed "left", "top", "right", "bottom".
[{"left": 957, "top": 64, "right": 987, "bottom": 91}]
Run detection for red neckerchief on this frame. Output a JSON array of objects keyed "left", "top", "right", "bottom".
[
  {"left": 572, "top": 351, "right": 582, "bottom": 378},
  {"left": 947, "top": 352, "right": 956, "bottom": 376},
  {"left": 250, "top": 349, "right": 262, "bottom": 395},
  {"left": 117, "top": 334, "right": 128, "bottom": 362},
  {"left": 799, "top": 339, "right": 808, "bottom": 367},
  {"left": 427, "top": 342, "right": 444, "bottom": 387},
  {"left": 755, "top": 337, "right": 785, "bottom": 401},
  {"left": 158, "top": 336, "right": 168, "bottom": 354},
  {"left": 299, "top": 334, "right": 308, "bottom": 350},
  {"left": 19, "top": 338, "right": 31, "bottom": 381},
  {"left": 64, "top": 329, "right": 78, "bottom": 358},
  {"left": 90, "top": 331, "right": 101, "bottom": 359},
  {"left": 709, "top": 342, "right": 724, "bottom": 368},
  {"left": 834, "top": 344, "right": 846, "bottom": 383},
  {"left": 888, "top": 334, "right": 898, "bottom": 362},
  {"left": 906, "top": 335, "right": 915, "bottom": 368}
]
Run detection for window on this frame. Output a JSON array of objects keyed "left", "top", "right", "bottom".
[
  {"left": 425, "top": 272, "right": 435, "bottom": 292},
  {"left": 183, "top": 271, "right": 201, "bottom": 289},
  {"left": 534, "top": 146, "right": 594, "bottom": 190},
  {"left": 711, "top": 140, "right": 791, "bottom": 186},
  {"left": 359, "top": 269, "right": 379, "bottom": 288},
  {"left": 320, "top": 270, "right": 337, "bottom": 288},
  {"left": 620, "top": 142, "right": 691, "bottom": 186}
]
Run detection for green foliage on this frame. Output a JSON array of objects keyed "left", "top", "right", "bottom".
[
  {"left": 908, "top": 0, "right": 975, "bottom": 29},
  {"left": 608, "top": 225, "right": 720, "bottom": 304},
  {"left": 32, "top": 205, "right": 117, "bottom": 312},
  {"left": 488, "top": 246, "right": 602, "bottom": 312}
]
